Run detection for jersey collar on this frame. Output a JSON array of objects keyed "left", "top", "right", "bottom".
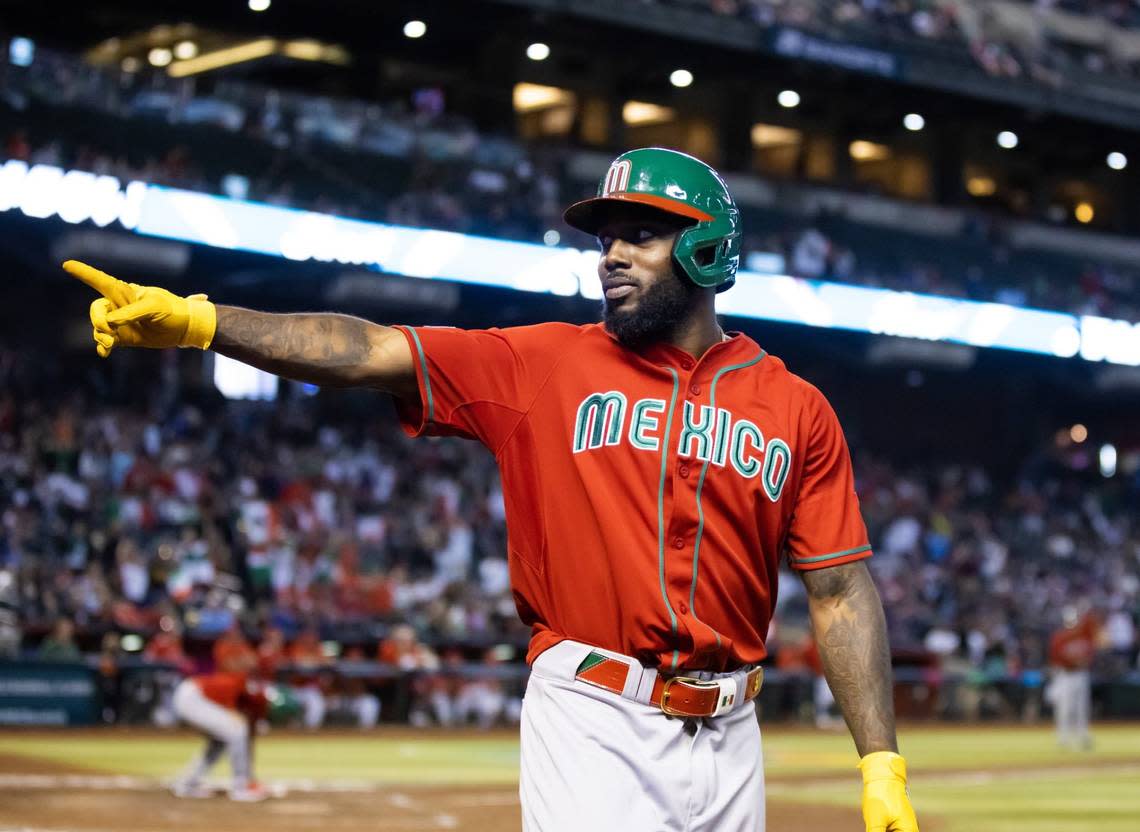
[{"left": 593, "top": 323, "right": 763, "bottom": 370}]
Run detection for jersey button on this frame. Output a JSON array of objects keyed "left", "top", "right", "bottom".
[
  {"left": 678, "top": 601, "right": 689, "bottom": 614},
  {"left": 689, "top": 384, "right": 701, "bottom": 396},
  {"left": 679, "top": 465, "right": 690, "bottom": 478},
  {"left": 672, "top": 536, "right": 684, "bottom": 550},
  {"left": 680, "top": 358, "right": 694, "bottom": 370}
]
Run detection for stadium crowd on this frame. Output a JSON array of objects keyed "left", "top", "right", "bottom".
[
  {"left": 0, "top": 344, "right": 1136, "bottom": 725},
  {"left": 659, "top": 0, "right": 1140, "bottom": 82},
  {"left": 5, "top": 42, "right": 1140, "bottom": 324}
]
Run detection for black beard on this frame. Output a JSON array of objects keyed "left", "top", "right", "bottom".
[{"left": 602, "top": 268, "right": 699, "bottom": 349}]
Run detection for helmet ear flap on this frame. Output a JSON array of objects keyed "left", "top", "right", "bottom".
[
  {"left": 694, "top": 244, "right": 717, "bottom": 267},
  {"left": 673, "top": 215, "right": 741, "bottom": 290}
]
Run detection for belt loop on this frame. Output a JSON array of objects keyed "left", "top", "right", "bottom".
[
  {"left": 734, "top": 668, "right": 747, "bottom": 705},
  {"left": 620, "top": 662, "right": 643, "bottom": 700},
  {"left": 634, "top": 666, "right": 658, "bottom": 705}
]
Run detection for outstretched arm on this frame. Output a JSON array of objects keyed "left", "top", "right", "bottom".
[
  {"left": 212, "top": 306, "right": 416, "bottom": 397},
  {"left": 799, "top": 559, "right": 896, "bottom": 755},
  {"left": 64, "top": 261, "right": 417, "bottom": 398}
]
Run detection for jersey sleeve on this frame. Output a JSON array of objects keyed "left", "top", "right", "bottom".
[
  {"left": 784, "top": 388, "right": 872, "bottom": 571},
  {"left": 393, "top": 324, "right": 564, "bottom": 452}
]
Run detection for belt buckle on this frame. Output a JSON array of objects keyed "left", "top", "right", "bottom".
[
  {"left": 661, "top": 675, "right": 743, "bottom": 718},
  {"left": 660, "top": 676, "right": 704, "bottom": 717}
]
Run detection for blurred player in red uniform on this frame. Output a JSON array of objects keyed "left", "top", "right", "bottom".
[
  {"left": 170, "top": 670, "right": 271, "bottom": 801},
  {"left": 1048, "top": 605, "right": 1102, "bottom": 750}
]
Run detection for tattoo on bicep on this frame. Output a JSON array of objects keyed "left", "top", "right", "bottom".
[{"left": 799, "top": 561, "right": 856, "bottom": 599}]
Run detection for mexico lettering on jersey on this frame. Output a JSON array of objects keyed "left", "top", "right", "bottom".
[
  {"left": 572, "top": 392, "right": 792, "bottom": 502},
  {"left": 395, "top": 323, "right": 871, "bottom": 672}
]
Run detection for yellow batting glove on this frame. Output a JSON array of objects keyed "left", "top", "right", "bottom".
[
  {"left": 859, "top": 751, "right": 919, "bottom": 832},
  {"left": 63, "top": 260, "right": 216, "bottom": 357}
]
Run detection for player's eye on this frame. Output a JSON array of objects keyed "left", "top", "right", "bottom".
[
  {"left": 637, "top": 227, "right": 655, "bottom": 242},
  {"left": 598, "top": 236, "right": 613, "bottom": 252}
]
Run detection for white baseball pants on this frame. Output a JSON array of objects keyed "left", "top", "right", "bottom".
[
  {"left": 1052, "top": 668, "right": 1091, "bottom": 747},
  {"left": 520, "top": 640, "right": 765, "bottom": 832},
  {"left": 172, "top": 679, "right": 252, "bottom": 787}
]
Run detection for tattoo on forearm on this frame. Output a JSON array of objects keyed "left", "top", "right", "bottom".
[
  {"left": 212, "top": 306, "right": 390, "bottom": 389},
  {"left": 801, "top": 561, "right": 898, "bottom": 757}
]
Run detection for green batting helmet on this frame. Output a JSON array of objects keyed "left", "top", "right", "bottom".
[{"left": 563, "top": 147, "right": 741, "bottom": 292}]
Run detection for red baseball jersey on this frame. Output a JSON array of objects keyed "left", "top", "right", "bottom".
[
  {"left": 1050, "top": 615, "right": 1099, "bottom": 670},
  {"left": 195, "top": 671, "right": 253, "bottom": 711},
  {"left": 395, "top": 322, "right": 871, "bottom": 671}
]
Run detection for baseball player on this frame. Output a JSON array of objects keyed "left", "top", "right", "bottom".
[
  {"left": 65, "top": 146, "right": 918, "bottom": 831},
  {"left": 1048, "top": 604, "right": 1101, "bottom": 750},
  {"left": 170, "top": 669, "right": 270, "bottom": 801}
]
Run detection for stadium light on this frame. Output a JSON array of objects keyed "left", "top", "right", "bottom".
[
  {"left": 248, "top": 0, "right": 271, "bottom": 11},
  {"left": 670, "top": 69, "right": 693, "bottom": 88},
  {"left": 148, "top": 47, "right": 172, "bottom": 67},
  {"left": 903, "top": 113, "right": 925, "bottom": 132},
  {"left": 513, "top": 83, "right": 573, "bottom": 112},
  {"left": 849, "top": 140, "right": 890, "bottom": 161},
  {"left": 527, "top": 42, "right": 550, "bottom": 61},
  {"left": 9, "top": 37, "right": 34, "bottom": 67},
  {"left": 777, "top": 89, "right": 800, "bottom": 108},
  {"left": 1075, "top": 202, "right": 1094, "bottom": 224},
  {"left": 173, "top": 40, "right": 198, "bottom": 60},
  {"left": 1070, "top": 423, "right": 1088, "bottom": 443},
  {"left": 997, "top": 130, "right": 1018, "bottom": 149},
  {"left": 404, "top": 20, "right": 427, "bottom": 39},
  {"left": 167, "top": 39, "right": 277, "bottom": 77},
  {"left": 966, "top": 176, "right": 996, "bottom": 197},
  {"left": 622, "top": 101, "right": 676, "bottom": 126},
  {"left": 1107, "top": 152, "right": 1128, "bottom": 170},
  {"left": 1099, "top": 444, "right": 1117, "bottom": 477}
]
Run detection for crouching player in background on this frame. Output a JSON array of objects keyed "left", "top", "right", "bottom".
[{"left": 170, "top": 670, "right": 274, "bottom": 801}]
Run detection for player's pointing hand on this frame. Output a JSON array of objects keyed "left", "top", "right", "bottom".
[{"left": 63, "top": 260, "right": 217, "bottom": 357}]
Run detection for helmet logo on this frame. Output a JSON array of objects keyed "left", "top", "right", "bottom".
[
  {"left": 602, "top": 159, "right": 632, "bottom": 195},
  {"left": 665, "top": 184, "right": 687, "bottom": 200}
]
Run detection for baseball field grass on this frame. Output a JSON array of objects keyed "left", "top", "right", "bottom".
[{"left": 0, "top": 723, "right": 1137, "bottom": 831}]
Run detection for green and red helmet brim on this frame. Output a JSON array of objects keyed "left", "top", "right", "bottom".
[{"left": 563, "top": 191, "right": 714, "bottom": 235}]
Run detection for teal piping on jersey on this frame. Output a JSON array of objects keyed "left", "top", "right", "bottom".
[
  {"left": 688, "top": 349, "right": 766, "bottom": 649},
  {"left": 656, "top": 368, "right": 681, "bottom": 670},
  {"left": 792, "top": 544, "right": 872, "bottom": 565},
  {"left": 407, "top": 327, "right": 433, "bottom": 423}
]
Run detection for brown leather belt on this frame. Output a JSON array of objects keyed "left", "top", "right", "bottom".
[{"left": 574, "top": 651, "right": 763, "bottom": 718}]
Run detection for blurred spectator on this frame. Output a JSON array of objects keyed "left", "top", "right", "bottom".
[
  {"left": 287, "top": 625, "right": 332, "bottom": 729},
  {"left": 37, "top": 618, "right": 80, "bottom": 661},
  {"left": 97, "top": 631, "right": 124, "bottom": 723},
  {"left": 255, "top": 626, "right": 288, "bottom": 679},
  {"left": 331, "top": 645, "right": 382, "bottom": 729},
  {"left": 429, "top": 647, "right": 520, "bottom": 729},
  {"left": 145, "top": 618, "right": 195, "bottom": 727},
  {"left": 380, "top": 623, "right": 442, "bottom": 726},
  {"left": 213, "top": 624, "right": 257, "bottom": 674},
  {"left": 0, "top": 568, "right": 19, "bottom": 658}
]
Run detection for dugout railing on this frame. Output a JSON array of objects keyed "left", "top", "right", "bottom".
[{"left": 2, "top": 658, "right": 1139, "bottom": 727}]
